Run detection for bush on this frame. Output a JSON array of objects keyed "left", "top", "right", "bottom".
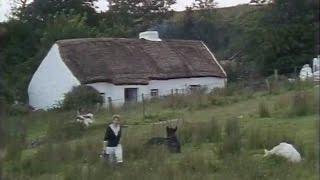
[
  {"left": 219, "top": 118, "right": 241, "bottom": 157},
  {"left": 4, "top": 117, "right": 27, "bottom": 161},
  {"left": 258, "top": 101, "right": 271, "bottom": 118},
  {"left": 225, "top": 118, "right": 240, "bottom": 138},
  {"left": 7, "top": 104, "right": 30, "bottom": 116},
  {"left": 194, "top": 117, "right": 222, "bottom": 143},
  {"left": 47, "top": 118, "right": 85, "bottom": 141},
  {"left": 207, "top": 117, "right": 222, "bottom": 142},
  {"left": 178, "top": 122, "right": 193, "bottom": 144},
  {"left": 247, "top": 127, "right": 264, "bottom": 149},
  {"left": 289, "top": 91, "right": 314, "bottom": 116},
  {"left": 144, "top": 110, "right": 182, "bottom": 122},
  {"left": 178, "top": 117, "right": 222, "bottom": 145},
  {"left": 62, "top": 85, "right": 104, "bottom": 110}
]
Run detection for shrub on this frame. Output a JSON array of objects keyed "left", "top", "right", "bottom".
[
  {"left": 62, "top": 85, "right": 104, "bottom": 110},
  {"left": 178, "top": 151, "right": 220, "bottom": 174},
  {"left": 289, "top": 91, "right": 314, "bottom": 116},
  {"left": 7, "top": 104, "right": 30, "bottom": 116},
  {"left": 258, "top": 101, "right": 271, "bottom": 118},
  {"left": 4, "top": 117, "right": 27, "bottom": 161},
  {"left": 219, "top": 118, "right": 241, "bottom": 157},
  {"left": 122, "top": 133, "right": 146, "bottom": 160},
  {"left": 247, "top": 127, "right": 265, "bottom": 149},
  {"left": 179, "top": 118, "right": 222, "bottom": 145},
  {"left": 273, "top": 94, "right": 290, "bottom": 111},
  {"left": 195, "top": 117, "right": 222, "bottom": 143},
  {"left": 225, "top": 118, "right": 240, "bottom": 138},
  {"left": 144, "top": 110, "right": 182, "bottom": 122},
  {"left": 207, "top": 117, "right": 222, "bottom": 142},
  {"left": 47, "top": 118, "right": 85, "bottom": 142},
  {"left": 178, "top": 122, "right": 193, "bottom": 144}
]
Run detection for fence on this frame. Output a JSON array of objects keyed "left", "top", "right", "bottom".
[
  {"left": 97, "top": 70, "right": 315, "bottom": 122},
  {"left": 103, "top": 82, "right": 222, "bottom": 120}
]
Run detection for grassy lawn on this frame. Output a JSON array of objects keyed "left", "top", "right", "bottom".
[{"left": 2, "top": 84, "right": 319, "bottom": 180}]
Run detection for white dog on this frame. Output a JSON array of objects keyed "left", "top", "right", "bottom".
[
  {"left": 264, "top": 142, "right": 302, "bottom": 163},
  {"left": 76, "top": 113, "right": 94, "bottom": 127}
]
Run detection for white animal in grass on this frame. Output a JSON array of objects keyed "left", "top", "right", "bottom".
[
  {"left": 76, "top": 112, "right": 94, "bottom": 127},
  {"left": 264, "top": 142, "right": 302, "bottom": 163}
]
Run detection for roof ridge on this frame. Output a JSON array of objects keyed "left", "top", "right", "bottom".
[
  {"left": 55, "top": 38, "right": 226, "bottom": 85},
  {"left": 56, "top": 38, "right": 202, "bottom": 44}
]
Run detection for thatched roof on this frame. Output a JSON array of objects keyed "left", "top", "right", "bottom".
[{"left": 56, "top": 38, "right": 226, "bottom": 85}]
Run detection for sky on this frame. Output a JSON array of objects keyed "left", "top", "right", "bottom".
[{"left": 0, "top": 0, "right": 250, "bottom": 22}]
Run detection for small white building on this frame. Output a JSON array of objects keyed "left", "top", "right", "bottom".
[{"left": 28, "top": 31, "right": 227, "bottom": 110}]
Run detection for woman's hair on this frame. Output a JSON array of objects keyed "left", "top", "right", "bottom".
[{"left": 112, "top": 114, "right": 121, "bottom": 120}]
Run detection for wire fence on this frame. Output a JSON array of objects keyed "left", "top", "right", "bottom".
[
  {"left": 105, "top": 82, "right": 221, "bottom": 103},
  {"left": 99, "top": 67, "right": 317, "bottom": 120},
  {"left": 102, "top": 82, "right": 225, "bottom": 119}
]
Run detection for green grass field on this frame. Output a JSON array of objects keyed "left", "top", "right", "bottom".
[{"left": 2, "top": 82, "right": 319, "bottom": 180}]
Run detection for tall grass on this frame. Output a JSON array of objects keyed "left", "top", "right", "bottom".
[
  {"left": 46, "top": 118, "right": 85, "bottom": 142},
  {"left": 4, "top": 117, "right": 27, "bottom": 162},
  {"left": 219, "top": 118, "right": 241, "bottom": 157},
  {"left": 179, "top": 117, "right": 222, "bottom": 145},
  {"left": 258, "top": 101, "right": 271, "bottom": 118},
  {"left": 289, "top": 91, "right": 314, "bottom": 116},
  {"left": 2, "top": 82, "right": 318, "bottom": 180}
]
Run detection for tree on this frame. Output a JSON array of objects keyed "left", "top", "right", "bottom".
[
  {"left": 12, "top": 0, "right": 30, "bottom": 9},
  {"left": 243, "top": 0, "right": 317, "bottom": 74},
  {"left": 192, "top": 0, "right": 217, "bottom": 10},
  {"left": 101, "top": 0, "right": 176, "bottom": 37},
  {"left": 15, "top": 0, "right": 99, "bottom": 26},
  {"left": 1, "top": 12, "right": 98, "bottom": 102},
  {"left": 39, "top": 12, "right": 97, "bottom": 48},
  {"left": 156, "top": 5, "right": 222, "bottom": 53}
]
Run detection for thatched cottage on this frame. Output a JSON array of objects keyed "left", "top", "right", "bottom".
[{"left": 28, "top": 31, "right": 227, "bottom": 110}]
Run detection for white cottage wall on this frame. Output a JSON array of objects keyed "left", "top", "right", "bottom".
[
  {"left": 87, "top": 77, "right": 226, "bottom": 106},
  {"left": 28, "top": 44, "right": 81, "bottom": 110}
]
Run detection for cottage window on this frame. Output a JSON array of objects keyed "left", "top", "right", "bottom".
[
  {"left": 189, "top": 85, "right": 201, "bottom": 92},
  {"left": 150, "top": 89, "right": 159, "bottom": 97},
  {"left": 100, "top": 93, "right": 105, "bottom": 99}
]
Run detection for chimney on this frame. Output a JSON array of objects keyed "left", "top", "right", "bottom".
[{"left": 139, "top": 31, "right": 162, "bottom": 41}]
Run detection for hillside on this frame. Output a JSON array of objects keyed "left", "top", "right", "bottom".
[
  {"left": 3, "top": 81, "right": 318, "bottom": 179},
  {"left": 217, "top": 4, "right": 261, "bottom": 20},
  {"left": 1, "top": 0, "right": 316, "bottom": 103},
  {"left": 158, "top": 4, "right": 263, "bottom": 61}
]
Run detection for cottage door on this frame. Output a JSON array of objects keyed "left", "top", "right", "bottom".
[{"left": 124, "top": 88, "right": 138, "bottom": 103}]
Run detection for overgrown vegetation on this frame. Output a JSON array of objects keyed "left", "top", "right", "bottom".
[
  {"left": 62, "top": 85, "right": 104, "bottom": 110},
  {"left": 2, "top": 81, "right": 318, "bottom": 179},
  {"left": 0, "top": 0, "right": 318, "bottom": 178}
]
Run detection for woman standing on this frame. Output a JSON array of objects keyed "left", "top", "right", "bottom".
[{"left": 103, "top": 114, "right": 123, "bottom": 164}]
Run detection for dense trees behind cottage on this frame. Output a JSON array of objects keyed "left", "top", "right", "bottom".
[{"left": 0, "top": 0, "right": 318, "bottom": 104}]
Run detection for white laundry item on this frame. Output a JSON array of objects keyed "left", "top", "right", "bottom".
[
  {"left": 313, "top": 71, "right": 320, "bottom": 82},
  {"left": 299, "top": 64, "right": 313, "bottom": 81},
  {"left": 106, "top": 144, "right": 123, "bottom": 163},
  {"left": 313, "top": 57, "right": 320, "bottom": 72},
  {"left": 264, "top": 142, "right": 302, "bottom": 163}
]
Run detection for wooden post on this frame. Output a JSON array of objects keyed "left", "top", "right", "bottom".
[
  {"left": 294, "top": 67, "right": 297, "bottom": 78},
  {"left": 265, "top": 79, "right": 270, "bottom": 93},
  {"left": 274, "top": 69, "right": 278, "bottom": 81},
  {"left": 0, "top": 97, "right": 5, "bottom": 150},
  {"left": 108, "top": 97, "right": 113, "bottom": 113},
  {"left": 142, "top": 94, "right": 145, "bottom": 120},
  {"left": 170, "top": 89, "right": 174, "bottom": 107}
]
